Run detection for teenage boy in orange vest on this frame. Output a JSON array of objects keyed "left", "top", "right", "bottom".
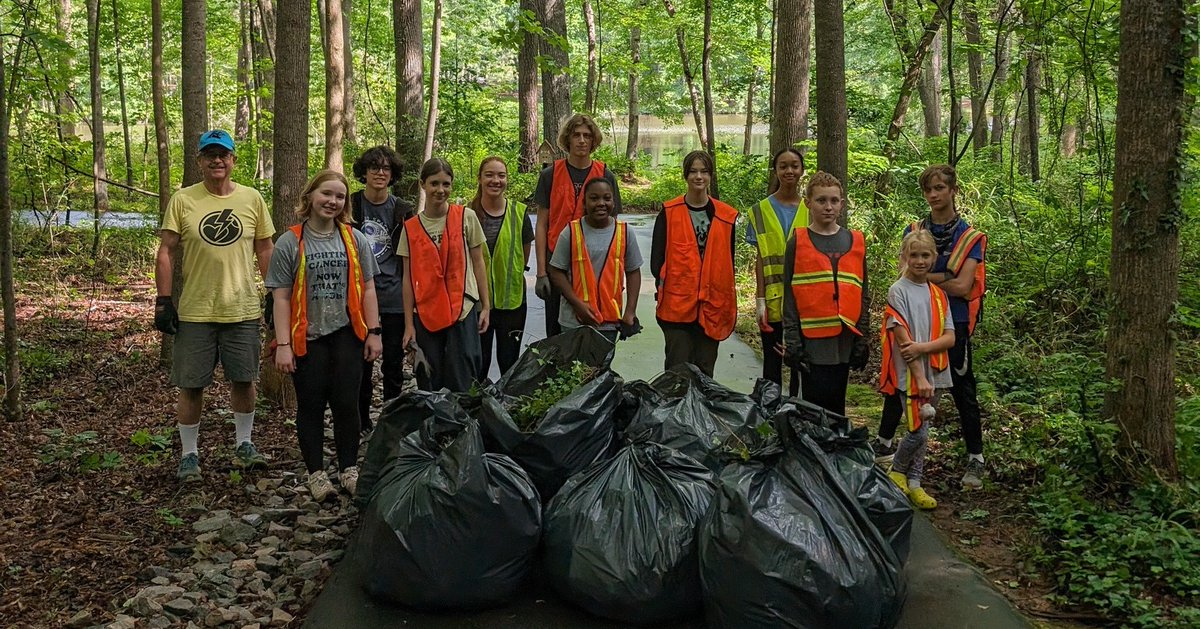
[
  {"left": 532, "top": 113, "right": 622, "bottom": 338},
  {"left": 548, "top": 178, "right": 642, "bottom": 343},
  {"left": 651, "top": 150, "right": 737, "bottom": 377}
]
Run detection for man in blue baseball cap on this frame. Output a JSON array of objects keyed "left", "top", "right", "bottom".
[{"left": 155, "top": 129, "right": 276, "bottom": 483}]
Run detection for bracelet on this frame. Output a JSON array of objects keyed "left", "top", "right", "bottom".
[{"left": 276, "top": 342, "right": 290, "bottom": 347}]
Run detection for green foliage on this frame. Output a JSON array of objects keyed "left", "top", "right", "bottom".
[
  {"left": 508, "top": 360, "right": 597, "bottom": 431},
  {"left": 130, "top": 427, "right": 174, "bottom": 466},
  {"left": 39, "top": 429, "right": 122, "bottom": 473},
  {"left": 155, "top": 508, "right": 184, "bottom": 527}
]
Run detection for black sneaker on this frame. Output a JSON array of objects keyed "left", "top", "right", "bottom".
[
  {"left": 962, "top": 458, "right": 986, "bottom": 489},
  {"left": 871, "top": 438, "right": 897, "bottom": 465}
]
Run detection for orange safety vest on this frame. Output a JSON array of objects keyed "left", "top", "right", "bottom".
[
  {"left": 288, "top": 222, "right": 368, "bottom": 357},
  {"left": 547, "top": 159, "right": 606, "bottom": 253},
  {"left": 569, "top": 218, "right": 627, "bottom": 324},
  {"left": 878, "top": 282, "right": 950, "bottom": 431},
  {"left": 405, "top": 204, "right": 467, "bottom": 333},
  {"left": 655, "top": 196, "right": 738, "bottom": 341},
  {"left": 909, "top": 220, "right": 987, "bottom": 335},
  {"left": 789, "top": 228, "right": 866, "bottom": 339}
]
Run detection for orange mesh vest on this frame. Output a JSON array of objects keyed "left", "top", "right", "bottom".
[
  {"left": 288, "top": 223, "right": 368, "bottom": 357},
  {"left": 655, "top": 196, "right": 738, "bottom": 341},
  {"left": 878, "top": 281, "right": 950, "bottom": 431},
  {"left": 569, "top": 218, "right": 627, "bottom": 324},
  {"left": 789, "top": 228, "right": 866, "bottom": 339},
  {"left": 405, "top": 205, "right": 467, "bottom": 332},
  {"left": 547, "top": 159, "right": 606, "bottom": 253},
  {"left": 910, "top": 220, "right": 987, "bottom": 335}
]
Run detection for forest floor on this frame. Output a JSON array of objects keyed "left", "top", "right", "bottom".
[{"left": 0, "top": 239, "right": 1087, "bottom": 628}]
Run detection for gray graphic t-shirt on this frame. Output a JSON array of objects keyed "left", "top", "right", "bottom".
[
  {"left": 265, "top": 224, "right": 380, "bottom": 340},
  {"left": 358, "top": 195, "right": 404, "bottom": 313}
]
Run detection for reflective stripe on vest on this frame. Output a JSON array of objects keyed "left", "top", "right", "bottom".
[
  {"left": 484, "top": 200, "right": 527, "bottom": 310},
  {"left": 655, "top": 196, "right": 738, "bottom": 341},
  {"left": 909, "top": 220, "right": 987, "bottom": 335},
  {"left": 570, "top": 218, "right": 626, "bottom": 323},
  {"left": 749, "top": 197, "right": 809, "bottom": 321},
  {"left": 789, "top": 228, "right": 866, "bottom": 339},
  {"left": 288, "top": 223, "right": 368, "bottom": 357},
  {"left": 406, "top": 205, "right": 467, "bottom": 332},
  {"left": 547, "top": 159, "right": 606, "bottom": 253},
  {"left": 878, "top": 282, "right": 950, "bottom": 431}
]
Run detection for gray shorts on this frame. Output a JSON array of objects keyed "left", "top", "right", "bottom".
[{"left": 171, "top": 320, "right": 261, "bottom": 389}]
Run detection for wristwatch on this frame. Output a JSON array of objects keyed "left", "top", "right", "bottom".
[{"left": 368, "top": 327, "right": 383, "bottom": 336}]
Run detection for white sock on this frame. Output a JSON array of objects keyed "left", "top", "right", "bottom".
[
  {"left": 907, "top": 478, "right": 921, "bottom": 489},
  {"left": 178, "top": 423, "right": 199, "bottom": 456},
  {"left": 234, "top": 412, "right": 254, "bottom": 445},
  {"left": 968, "top": 453, "right": 984, "bottom": 464},
  {"left": 879, "top": 437, "right": 894, "bottom": 448}
]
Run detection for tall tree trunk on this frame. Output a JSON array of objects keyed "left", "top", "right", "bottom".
[
  {"left": 252, "top": 0, "right": 275, "bottom": 181},
  {"left": 152, "top": 0, "right": 173, "bottom": 365},
  {"left": 625, "top": 10, "right": 641, "bottom": 160},
  {"left": 663, "top": 0, "right": 708, "bottom": 148},
  {"left": 110, "top": 0, "right": 133, "bottom": 190},
  {"left": 701, "top": 0, "right": 717, "bottom": 198},
  {"left": 236, "top": 0, "right": 253, "bottom": 141},
  {"left": 86, "top": 0, "right": 108, "bottom": 249},
  {"left": 963, "top": 0, "right": 986, "bottom": 154},
  {"left": 1025, "top": 51, "right": 1041, "bottom": 181},
  {"left": 946, "top": 3, "right": 960, "bottom": 161},
  {"left": 540, "top": 0, "right": 571, "bottom": 156},
  {"left": 394, "top": 0, "right": 424, "bottom": 194},
  {"left": 0, "top": 42, "right": 22, "bottom": 421},
  {"left": 744, "top": 6, "right": 765, "bottom": 156},
  {"left": 583, "top": 0, "right": 598, "bottom": 113},
  {"left": 324, "top": 0, "right": 347, "bottom": 172},
  {"left": 989, "top": 0, "right": 1011, "bottom": 153},
  {"left": 342, "top": 0, "right": 357, "bottom": 144},
  {"left": 814, "top": 0, "right": 848, "bottom": 194},
  {"left": 918, "top": 31, "right": 942, "bottom": 137},
  {"left": 1105, "top": 0, "right": 1186, "bottom": 477},
  {"left": 770, "top": 0, "right": 810, "bottom": 159},
  {"left": 56, "top": 0, "right": 76, "bottom": 140},
  {"left": 517, "top": 0, "right": 539, "bottom": 171},
  {"left": 181, "top": 0, "right": 208, "bottom": 186},
  {"left": 422, "top": 0, "right": 443, "bottom": 164}
]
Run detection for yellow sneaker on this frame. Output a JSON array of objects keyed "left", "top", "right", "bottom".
[
  {"left": 887, "top": 470, "right": 909, "bottom": 494},
  {"left": 908, "top": 486, "right": 938, "bottom": 510}
]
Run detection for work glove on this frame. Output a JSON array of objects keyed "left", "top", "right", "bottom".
[
  {"left": 618, "top": 317, "right": 643, "bottom": 341},
  {"left": 535, "top": 275, "right": 552, "bottom": 300},
  {"left": 262, "top": 290, "right": 274, "bottom": 328},
  {"left": 154, "top": 296, "right": 179, "bottom": 335},
  {"left": 849, "top": 338, "right": 870, "bottom": 371},
  {"left": 783, "top": 342, "right": 811, "bottom": 373}
]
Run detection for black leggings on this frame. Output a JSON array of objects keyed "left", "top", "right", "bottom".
[
  {"left": 761, "top": 321, "right": 801, "bottom": 397},
  {"left": 358, "top": 312, "right": 406, "bottom": 431},
  {"left": 544, "top": 283, "right": 563, "bottom": 337},
  {"left": 415, "top": 309, "right": 482, "bottom": 393},
  {"left": 800, "top": 362, "right": 850, "bottom": 417},
  {"left": 293, "top": 326, "right": 362, "bottom": 474},
  {"left": 479, "top": 302, "right": 527, "bottom": 382}
]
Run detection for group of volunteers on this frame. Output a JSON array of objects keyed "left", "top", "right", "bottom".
[{"left": 154, "top": 113, "right": 987, "bottom": 510}]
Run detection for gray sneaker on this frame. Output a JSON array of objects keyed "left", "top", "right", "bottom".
[
  {"left": 962, "top": 458, "right": 986, "bottom": 489},
  {"left": 871, "top": 438, "right": 898, "bottom": 465},
  {"left": 177, "top": 453, "right": 202, "bottom": 483},
  {"left": 233, "top": 441, "right": 268, "bottom": 469}
]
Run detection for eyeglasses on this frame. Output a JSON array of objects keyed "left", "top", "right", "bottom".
[
  {"left": 200, "top": 151, "right": 233, "bottom": 162},
  {"left": 367, "top": 166, "right": 391, "bottom": 173}
]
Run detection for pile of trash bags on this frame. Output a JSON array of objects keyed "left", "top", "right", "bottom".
[{"left": 352, "top": 327, "right": 912, "bottom": 627}]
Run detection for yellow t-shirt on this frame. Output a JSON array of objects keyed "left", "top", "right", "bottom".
[
  {"left": 397, "top": 209, "right": 486, "bottom": 320},
  {"left": 161, "top": 182, "right": 275, "bottom": 322}
]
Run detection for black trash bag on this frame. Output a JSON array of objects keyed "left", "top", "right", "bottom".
[
  {"left": 750, "top": 377, "right": 782, "bottom": 415},
  {"left": 776, "top": 399, "right": 913, "bottom": 562},
  {"left": 355, "top": 404, "right": 542, "bottom": 610},
  {"left": 478, "top": 370, "right": 621, "bottom": 499},
  {"left": 543, "top": 443, "right": 715, "bottom": 625},
  {"left": 498, "top": 326, "right": 615, "bottom": 395},
  {"left": 622, "top": 364, "right": 767, "bottom": 472},
  {"left": 355, "top": 390, "right": 457, "bottom": 508},
  {"left": 699, "top": 433, "right": 905, "bottom": 629}
]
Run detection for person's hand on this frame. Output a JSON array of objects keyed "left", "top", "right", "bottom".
[
  {"left": 899, "top": 340, "right": 925, "bottom": 362},
  {"left": 774, "top": 342, "right": 785, "bottom": 357},
  {"left": 154, "top": 296, "right": 179, "bottom": 335},
  {"left": 402, "top": 327, "right": 416, "bottom": 352},
  {"left": 914, "top": 377, "right": 934, "bottom": 399},
  {"left": 784, "top": 342, "right": 811, "bottom": 373},
  {"left": 756, "top": 298, "right": 773, "bottom": 332},
  {"left": 477, "top": 308, "right": 491, "bottom": 334},
  {"left": 850, "top": 338, "right": 870, "bottom": 371},
  {"left": 262, "top": 290, "right": 274, "bottom": 328},
  {"left": 572, "top": 303, "right": 601, "bottom": 327},
  {"left": 364, "top": 335, "right": 383, "bottom": 361},
  {"left": 274, "top": 344, "right": 296, "bottom": 374},
  {"left": 535, "top": 275, "right": 552, "bottom": 300},
  {"left": 619, "top": 316, "right": 642, "bottom": 340}
]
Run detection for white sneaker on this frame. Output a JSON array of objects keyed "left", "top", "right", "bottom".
[
  {"left": 306, "top": 470, "right": 335, "bottom": 502},
  {"left": 340, "top": 466, "right": 359, "bottom": 496}
]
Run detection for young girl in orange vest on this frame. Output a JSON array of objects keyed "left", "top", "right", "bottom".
[
  {"left": 651, "top": 150, "right": 738, "bottom": 377},
  {"left": 877, "top": 229, "right": 956, "bottom": 510},
  {"left": 548, "top": 178, "right": 643, "bottom": 343},
  {"left": 267, "top": 170, "right": 383, "bottom": 501},
  {"left": 398, "top": 158, "right": 491, "bottom": 392},
  {"left": 782, "top": 171, "right": 870, "bottom": 415}
]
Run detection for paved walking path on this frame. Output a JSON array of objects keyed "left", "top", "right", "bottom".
[{"left": 304, "top": 214, "right": 1031, "bottom": 628}]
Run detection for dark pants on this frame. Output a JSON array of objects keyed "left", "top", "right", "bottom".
[
  {"left": 415, "top": 310, "right": 482, "bottom": 393},
  {"left": 879, "top": 322, "right": 982, "bottom": 455},
  {"left": 358, "top": 312, "right": 406, "bottom": 432},
  {"left": 479, "top": 302, "right": 527, "bottom": 382},
  {"left": 662, "top": 324, "right": 720, "bottom": 377},
  {"left": 801, "top": 362, "right": 850, "bottom": 416},
  {"left": 761, "top": 321, "right": 800, "bottom": 397},
  {"left": 293, "top": 326, "right": 362, "bottom": 474},
  {"left": 544, "top": 284, "right": 563, "bottom": 337}
]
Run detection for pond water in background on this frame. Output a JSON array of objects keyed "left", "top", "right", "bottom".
[
  {"left": 18, "top": 209, "right": 158, "bottom": 229},
  {"left": 607, "top": 113, "right": 770, "bottom": 168}
]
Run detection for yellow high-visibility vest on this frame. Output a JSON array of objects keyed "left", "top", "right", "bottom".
[{"left": 748, "top": 197, "right": 808, "bottom": 321}]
